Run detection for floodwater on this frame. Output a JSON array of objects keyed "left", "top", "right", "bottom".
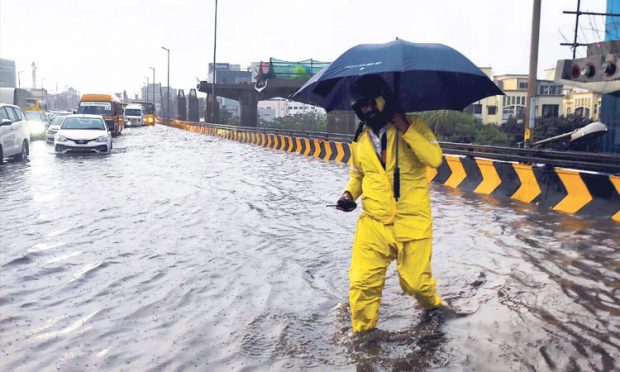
[{"left": 1, "top": 124, "right": 618, "bottom": 371}]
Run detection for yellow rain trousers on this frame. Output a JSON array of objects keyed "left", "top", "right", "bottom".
[{"left": 344, "top": 115, "right": 444, "bottom": 332}]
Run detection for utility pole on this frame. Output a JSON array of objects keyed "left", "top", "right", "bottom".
[{"left": 524, "top": 0, "right": 541, "bottom": 147}]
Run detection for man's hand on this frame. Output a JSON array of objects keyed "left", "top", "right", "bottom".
[
  {"left": 336, "top": 191, "right": 357, "bottom": 212},
  {"left": 392, "top": 112, "right": 410, "bottom": 133}
]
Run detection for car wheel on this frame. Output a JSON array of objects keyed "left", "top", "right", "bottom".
[
  {"left": 14, "top": 141, "right": 28, "bottom": 161},
  {"left": 0, "top": 146, "right": 3, "bottom": 165}
]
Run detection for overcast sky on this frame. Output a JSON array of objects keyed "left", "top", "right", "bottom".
[{"left": 0, "top": 0, "right": 609, "bottom": 97}]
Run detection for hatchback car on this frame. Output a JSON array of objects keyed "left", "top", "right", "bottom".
[
  {"left": 54, "top": 114, "right": 112, "bottom": 154},
  {"left": 0, "top": 103, "right": 30, "bottom": 164},
  {"left": 46, "top": 115, "right": 67, "bottom": 143}
]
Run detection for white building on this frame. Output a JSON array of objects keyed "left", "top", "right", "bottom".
[{"left": 257, "top": 98, "right": 325, "bottom": 122}]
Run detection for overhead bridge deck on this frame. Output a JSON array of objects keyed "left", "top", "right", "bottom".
[{"left": 164, "top": 120, "right": 620, "bottom": 222}]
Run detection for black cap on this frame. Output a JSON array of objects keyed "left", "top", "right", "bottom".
[{"left": 349, "top": 74, "right": 390, "bottom": 104}]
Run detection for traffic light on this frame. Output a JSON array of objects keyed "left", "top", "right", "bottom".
[{"left": 555, "top": 41, "right": 620, "bottom": 94}]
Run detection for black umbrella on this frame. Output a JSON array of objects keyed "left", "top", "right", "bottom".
[{"left": 290, "top": 38, "right": 503, "bottom": 112}]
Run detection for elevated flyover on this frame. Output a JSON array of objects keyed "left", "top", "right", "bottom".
[
  {"left": 197, "top": 78, "right": 305, "bottom": 127},
  {"left": 196, "top": 58, "right": 361, "bottom": 132}
]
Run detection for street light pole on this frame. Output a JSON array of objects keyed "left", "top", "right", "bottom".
[
  {"left": 17, "top": 71, "right": 23, "bottom": 89},
  {"left": 161, "top": 46, "right": 170, "bottom": 120},
  {"left": 211, "top": 0, "right": 218, "bottom": 123},
  {"left": 149, "top": 66, "right": 155, "bottom": 105}
]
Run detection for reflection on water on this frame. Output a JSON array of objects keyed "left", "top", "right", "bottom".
[{"left": 1, "top": 126, "right": 618, "bottom": 371}]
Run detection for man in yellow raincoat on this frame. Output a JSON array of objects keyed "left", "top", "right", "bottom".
[{"left": 336, "top": 74, "right": 448, "bottom": 334}]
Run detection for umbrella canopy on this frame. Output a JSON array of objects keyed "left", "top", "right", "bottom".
[{"left": 290, "top": 39, "right": 504, "bottom": 112}]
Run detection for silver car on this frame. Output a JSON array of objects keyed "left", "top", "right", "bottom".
[
  {"left": 0, "top": 103, "right": 30, "bottom": 164},
  {"left": 46, "top": 115, "right": 67, "bottom": 143}
]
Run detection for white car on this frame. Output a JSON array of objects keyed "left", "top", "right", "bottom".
[
  {"left": 46, "top": 115, "right": 67, "bottom": 143},
  {"left": 0, "top": 103, "right": 30, "bottom": 164},
  {"left": 54, "top": 114, "right": 112, "bottom": 154}
]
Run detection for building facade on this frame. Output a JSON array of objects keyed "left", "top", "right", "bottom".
[
  {"left": 562, "top": 87, "right": 602, "bottom": 120},
  {"left": 0, "top": 58, "right": 17, "bottom": 88},
  {"left": 470, "top": 69, "right": 600, "bottom": 125},
  {"left": 208, "top": 63, "right": 252, "bottom": 84}
]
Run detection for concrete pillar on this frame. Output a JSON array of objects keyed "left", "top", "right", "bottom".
[{"left": 238, "top": 90, "right": 258, "bottom": 127}]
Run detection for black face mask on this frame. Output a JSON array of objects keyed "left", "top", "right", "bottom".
[{"left": 352, "top": 97, "right": 393, "bottom": 132}]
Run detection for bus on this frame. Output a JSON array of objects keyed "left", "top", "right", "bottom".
[
  {"left": 78, "top": 94, "right": 124, "bottom": 136},
  {"left": 132, "top": 101, "right": 156, "bottom": 126}
]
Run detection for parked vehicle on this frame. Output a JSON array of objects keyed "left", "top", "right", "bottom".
[
  {"left": 124, "top": 103, "right": 144, "bottom": 127},
  {"left": 54, "top": 114, "right": 112, "bottom": 154},
  {"left": 77, "top": 94, "right": 124, "bottom": 136},
  {"left": 24, "top": 110, "right": 50, "bottom": 140},
  {"left": 46, "top": 115, "right": 67, "bottom": 143},
  {"left": 0, "top": 103, "right": 30, "bottom": 164}
]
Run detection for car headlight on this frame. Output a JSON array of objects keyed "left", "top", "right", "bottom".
[
  {"left": 96, "top": 135, "right": 108, "bottom": 143},
  {"left": 56, "top": 135, "right": 68, "bottom": 142},
  {"left": 30, "top": 122, "right": 45, "bottom": 134}
]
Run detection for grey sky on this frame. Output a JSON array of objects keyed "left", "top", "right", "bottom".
[{"left": 0, "top": 0, "right": 608, "bottom": 97}]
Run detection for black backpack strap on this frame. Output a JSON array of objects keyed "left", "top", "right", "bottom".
[{"left": 352, "top": 121, "right": 365, "bottom": 142}]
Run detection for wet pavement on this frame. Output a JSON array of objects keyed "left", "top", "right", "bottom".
[{"left": 1, "top": 124, "right": 619, "bottom": 371}]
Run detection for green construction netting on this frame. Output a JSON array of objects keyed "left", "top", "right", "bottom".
[{"left": 258, "top": 58, "right": 329, "bottom": 80}]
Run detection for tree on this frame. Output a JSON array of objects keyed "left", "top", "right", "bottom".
[
  {"left": 418, "top": 110, "right": 481, "bottom": 143},
  {"left": 499, "top": 117, "right": 522, "bottom": 145},
  {"left": 474, "top": 123, "right": 511, "bottom": 146},
  {"left": 226, "top": 116, "right": 240, "bottom": 126}
]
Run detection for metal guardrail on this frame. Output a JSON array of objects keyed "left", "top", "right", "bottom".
[
  {"left": 440, "top": 142, "right": 620, "bottom": 174},
  {"left": 183, "top": 122, "right": 620, "bottom": 175}
]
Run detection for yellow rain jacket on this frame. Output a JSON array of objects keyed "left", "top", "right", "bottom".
[{"left": 344, "top": 115, "right": 442, "bottom": 240}]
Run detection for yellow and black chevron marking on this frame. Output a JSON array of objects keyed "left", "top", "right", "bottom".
[
  {"left": 430, "top": 155, "right": 620, "bottom": 222},
  {"left": 166, "top": 120, "right": 353, "bottom": 164},
  {"left": 165, "top": 120, "right": 620, "bottom": 222}
]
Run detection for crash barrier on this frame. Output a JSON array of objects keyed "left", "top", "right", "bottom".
[{"left": 163, "top": 120, "right": 620, "bottom": 222}]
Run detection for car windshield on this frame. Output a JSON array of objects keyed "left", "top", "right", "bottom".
[
  {"left": 61, "top": 117, "right": 106, "bottom": 130},
  {"left": 141, "top": 104, "right": 155, "bottom": 114},
  {"left": 78, "top": 103, "right": 111, "bottom": 115},
  {"left": 125, "top": 109, "right": 142, "bottom": 116},
  {"left": 51, "top": 116, "right": 66, "bottom": 126},
  {"left": 25, "top": 111, "right": 45, "bottom": 121}
]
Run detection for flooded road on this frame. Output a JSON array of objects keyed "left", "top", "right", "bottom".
[{"left": 1, "top": 124, "right": 619, "bottom": 371}]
